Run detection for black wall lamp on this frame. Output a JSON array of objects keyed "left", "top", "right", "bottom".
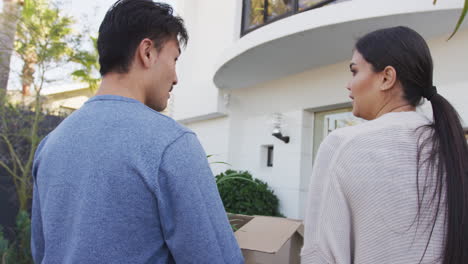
[
  {"left": 271, "top": 113, "right": 290, "bottom": 144},
  {"left": 272, "top": 127, "right": 290, "bottom": 143}
]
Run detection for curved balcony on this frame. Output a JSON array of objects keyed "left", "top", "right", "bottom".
[
  {"left": 214, "top": 0, "right": 466, "bottom": 90},
  {"left": 241, "top": 0, "right": 350, "bottom": 36}
]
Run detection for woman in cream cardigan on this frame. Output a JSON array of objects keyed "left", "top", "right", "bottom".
[{"left": 301, "top": 26, "right": 468, "bottom": 264}]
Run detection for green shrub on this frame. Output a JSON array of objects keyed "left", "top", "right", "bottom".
[
  {"left": 0, "top": 226, "right": 10, "bottom": 263},
  {"left": 0, "top": 211, "right": 32, "bottom": 264},
  {"left": 216, "top": 170, "right": 283, "bottom": 217}
]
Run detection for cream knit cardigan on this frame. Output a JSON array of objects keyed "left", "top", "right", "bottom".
[{"left": 302, "top": 111, "right": 445, "bottom": 264}]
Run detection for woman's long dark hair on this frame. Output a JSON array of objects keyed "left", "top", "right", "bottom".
[{"left": 355, "top": 26, "right": 468, "bottom": 264}]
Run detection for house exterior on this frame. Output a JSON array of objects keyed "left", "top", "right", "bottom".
[
  {"left": 7, "top": 82, "right": 175, "bottom": 116},
  {"left": 170, "top": 0, "right": 468, "bottom": 219},
  {"left": 6, "top": 83, "right": 93, "bottom": 115}
]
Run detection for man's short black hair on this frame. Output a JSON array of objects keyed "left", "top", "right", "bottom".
[{"left": 97, "top": 0, "right": 188, "bottom": 76}]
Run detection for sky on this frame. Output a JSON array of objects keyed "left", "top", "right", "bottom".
[{"left": 61, "top": 0, "right": 177, "bottom": 33}]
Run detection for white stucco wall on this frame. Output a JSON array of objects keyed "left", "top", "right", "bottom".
[
  {"left": 182, "top": 28, "right": 468, "bottom": 219},
  {"left": 172, "top": 0, "right": 238, "bottom": 121},
  {"left": 173, "top": 0, "right": 468, "bottom": 218},
  {"left": 225, "top": 61, "right": 351, "bottom": 218},
  {"left": 173, "top": 0, "right": 466, "bottom": 121},
  {"left": 429, "top": 30, "right": 468, "bottom": 124},
  {"left": 214, "top": 0, "right": 465, "bottom": 90},
  {"left": 184, "top": 116, "right": 231, "bottom": 176}
]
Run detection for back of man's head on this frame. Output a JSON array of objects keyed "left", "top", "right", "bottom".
[{"left": 97, "top": 0, "right": 188, "bottom": 76}]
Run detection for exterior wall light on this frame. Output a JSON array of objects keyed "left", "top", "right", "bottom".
[{"left": 271, "top": 113, "right": 290, "bottom": 144}]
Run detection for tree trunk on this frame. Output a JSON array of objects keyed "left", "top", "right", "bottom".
[
  {"left": 0, "top": 0, "right": 22, "bottom": 90},
  {"left": 21, "top": 60, "right": 34, "bottom": 96}
]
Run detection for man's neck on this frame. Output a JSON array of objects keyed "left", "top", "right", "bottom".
[{"left": 96, "top": 72, "right": 146, "bottom": 104}]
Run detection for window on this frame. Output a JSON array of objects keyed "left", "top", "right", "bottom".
[
  {"left": 313, "top": 107, "right": 365, "bottom": 158},
  {"left": 261, "top": 145, "right": 274, "bottom": 167},
  {"left": 243, "top": 0, "right": 265, "bottom": 31},
  {"left": 267, "top": 0, "right": 294, "bottom": 21},
  {"left": 267, "top": 145, "right": 274, "bottom": 167},
  {"left": 298, "top": 0, "right": 329, "bottom": 11},
  {"left": 242, "top": 0, "right": 344, "bottom": 36}
]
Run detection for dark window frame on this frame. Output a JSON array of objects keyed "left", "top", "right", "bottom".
[
  {"left": 241, "top": 0, "right": 339, "bottom": 37},
  {"left": 267, "top": 145, "right": 274, "bottom": 167}
]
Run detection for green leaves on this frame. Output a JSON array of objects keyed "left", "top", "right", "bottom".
[
  {"left": 21, "top": 0, "right": 36, "bottom": 20},
  {"left": 215, "top": 172, "right": 256, "bottom": 185},
  {"left": 0, "top": 211, "right": 33, "bottom": 264},
  {"left": 70, "top": 36, "right": 100, "bottom": 92},
  {"left": 434, "top": 0, "right": 468, "bottom": 39},
  {"left": 216, "top": 170, "right": 283, "bottom": 217},
  {"left": 448, "top": 0, "right": 468, "bottom": 39},
  {"left": 0, "top": 226, "right": 10, "bottom": 262},
  {"left": 14, "top": 0, "right": 81, "bottom": 93}
]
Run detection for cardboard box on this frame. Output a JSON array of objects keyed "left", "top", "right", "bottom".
[{"left": 228, "top": 214, "right": 304, "bottom": 264}]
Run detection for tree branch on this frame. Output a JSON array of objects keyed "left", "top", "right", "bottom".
[
  {"left": 22, "top": 65, "right": 45, "bottom": 182},
  {"left": 1, "top": 134, "right": 25, "bottom": 173},
  {"left": 0, "top": 160, "right": 22, "bottom": 182}
]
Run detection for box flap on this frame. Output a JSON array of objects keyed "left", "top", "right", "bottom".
[
  {"left": 296, "top": 224, "right": 304, "bottom": 238},
  {"left": 287, "top": 218, "right": 304, "bottom": 238},
  {"left": 235, "top": 216, "right": 302, "bottom": 253},
  {"left": 228, "top": 214, "right": 254, "bottom": 231}
]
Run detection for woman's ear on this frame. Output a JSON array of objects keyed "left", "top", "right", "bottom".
[{"left": 380, "top": 66, "right": 397, "bottom": 91}]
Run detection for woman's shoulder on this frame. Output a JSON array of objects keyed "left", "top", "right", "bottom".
[
  {"left": 320, "top": 111, "right": 430, "bottom": 163},
  {"left": 318, "top": 112, "right": 430, "bottom": 184},
  {"left": 327, "top": 111, "right": 429, "bottom": 144}
]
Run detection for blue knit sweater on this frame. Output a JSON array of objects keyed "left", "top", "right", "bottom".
[{"left": 31, "top": 95, "right": 243, "bottom": 263}]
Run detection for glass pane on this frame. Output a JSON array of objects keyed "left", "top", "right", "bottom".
[
  {"left": 313, "top": 107, "right": 365, "bottom": 158},
  {"left": 267, "top": 0, "right": 293, "bottom": 21},
  {"left": 243, "top": 0, "right": 265, "bottom": 31},
  {"left": 323, "top": 112, "right": 364, "bottom": 135},
  {"left": 298, "top": 0, "right": 328, "bottom": 11}
]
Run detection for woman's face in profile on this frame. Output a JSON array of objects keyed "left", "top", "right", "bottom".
[{"left": 347, "top": 51, "right": 384, "bottom": 120}]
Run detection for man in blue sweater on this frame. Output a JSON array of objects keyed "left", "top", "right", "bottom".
[{"left": 31, "top": 1, "right": 243, "bottom": 263}]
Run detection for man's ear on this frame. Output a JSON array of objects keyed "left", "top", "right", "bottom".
[
  {"left": 137, "top": 38, "right": 156, "bottom": 68},
  {"left": 380, "top": 65, "right": 397, "bottom": 91}
]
